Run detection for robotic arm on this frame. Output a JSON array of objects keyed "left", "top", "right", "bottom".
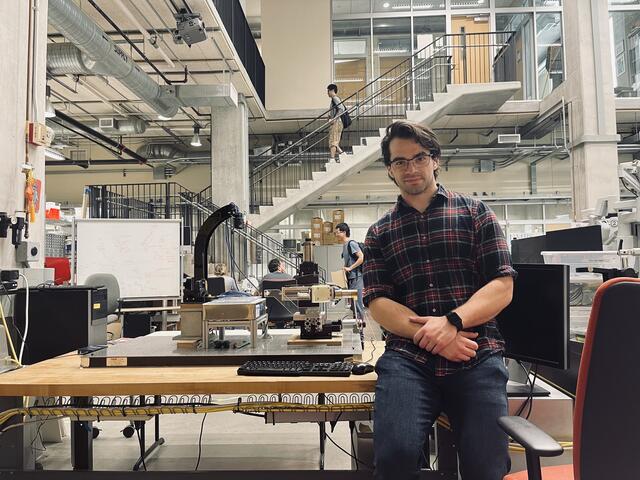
[{"left": 184, "top": 202, "right": 245, "bottom": 303}]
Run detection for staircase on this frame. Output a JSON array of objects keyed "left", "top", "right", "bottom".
[
  {"left": 248, "top": 32, "right": 521, "bottom": 231},
  {"left": 85, "top": 182, "right": 309, "bottom": 280}
]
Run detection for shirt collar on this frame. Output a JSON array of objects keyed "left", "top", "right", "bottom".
[{"left": 395, "top": 184, "right": 449, "bottom": 215}]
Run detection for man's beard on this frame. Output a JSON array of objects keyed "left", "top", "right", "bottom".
[{"left": 400, "top": 176, "right": 432, "bottom": 196}]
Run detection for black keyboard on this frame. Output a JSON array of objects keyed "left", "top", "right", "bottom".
[{"left": 237, "top": 360, "right": 353, "bottom": 377}]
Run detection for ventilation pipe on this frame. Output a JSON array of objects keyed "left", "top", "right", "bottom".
[
  {"left": 137, "top": 143, "right": 210, "bottom": 162},
  {"left": 48, "top": 118, "right": 147, "bottom": 135},
  {"left": 48, "top": 0, "right": 178, "bottom": 118}
]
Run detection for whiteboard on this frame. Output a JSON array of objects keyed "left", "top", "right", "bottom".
[{"left": 74, "top": 219, "right": 182, "bottom": 299}]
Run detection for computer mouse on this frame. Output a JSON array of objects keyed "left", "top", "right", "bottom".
[{"left": 352, "top": 362, "right": 374, "bottom": 375}]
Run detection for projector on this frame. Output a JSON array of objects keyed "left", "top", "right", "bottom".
[{"left": 173, "top": 10, "right": 207, "bottom": 47}]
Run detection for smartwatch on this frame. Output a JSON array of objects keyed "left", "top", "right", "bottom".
[{"left": 445, "top": 311, "right": 464, "bottom": 331}]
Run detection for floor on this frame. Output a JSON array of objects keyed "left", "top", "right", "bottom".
[{"left": 40, "top": 410, "right": 357, "bottom": 471}]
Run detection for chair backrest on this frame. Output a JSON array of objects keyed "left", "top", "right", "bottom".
[
  {"left": 206, "top": 277, "right": 226, "bottom": 297},
  {"left": 574, "top": 277, "right": 640, "bottom": 480},
  {"left": 262, "top": 279, "right": 297, "bottom": 326},
  {"left": 84, "top": 273, "right": 120, "bottom": 314}
]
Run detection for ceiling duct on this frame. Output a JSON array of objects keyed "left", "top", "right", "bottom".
[
  {"left": 48, "top": 118, "right": 147, "bottom": 135},
  {"left": 48, "top": 0, "right": 178, "bottom": 118},
  {"left": 137, "top": 143, "right": 210, "bottom": 162},
  {"left": 47, "top": 43, "right": 110, "bottom": 76}
]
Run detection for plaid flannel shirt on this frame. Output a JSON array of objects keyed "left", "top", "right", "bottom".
[{"left": 363, "top": 184, "right": 517, "bottom": 376}]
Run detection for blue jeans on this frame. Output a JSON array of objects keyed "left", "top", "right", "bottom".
[
  {"left": 347, "top": 274, "right": 364, "bottom": 320},
  {"left": 373, "top": 350, "right": 510, "bottom": 480}
]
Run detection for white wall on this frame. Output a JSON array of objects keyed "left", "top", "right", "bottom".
[
  {"left": 45, "top": 165, "right": 212, "bottom": 205},
  {"left": 261, "top": 0, "right": 331, "bottom": 111},
  {"left": 0, "top": 0, "right": 47, "bottom": 269}
]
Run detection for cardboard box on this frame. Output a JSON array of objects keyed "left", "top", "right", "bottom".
[
  {"left": 332, "top": 209, "right": 345, "bottom": 224},
  {"left": 331, "top": 270, "right": 347, "bottom": 289},
  {"left": 311, "top": 217, "right": 323, "bottom": 229},
  {"left": 311, "top": 231, "right": 322, "bottom": 242},
  {"left": 322, "top": 232, "right": 337, "bottom": 245},
  {"left": 322, "top": 221, "right": 333, "bottom": 234}
]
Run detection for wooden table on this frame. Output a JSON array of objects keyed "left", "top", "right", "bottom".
[{"left": 0, "top": 342, "right": 400, "bottom": 478}]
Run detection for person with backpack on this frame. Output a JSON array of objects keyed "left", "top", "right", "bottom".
[
  {"left": 334, "top": 222, "right": 364, "bottom": 320},
  {"left": 327, "top": 83, "right": 347, "bottom": 162}
]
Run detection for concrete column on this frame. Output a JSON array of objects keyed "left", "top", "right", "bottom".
[
  {"left": 210, "top": 94, "right": 250, "bottom": 213},
  {"left": 564, "top": 0, "right": 620, "bottom": 219},
  {"left": 0, "top": 0, "right": 47, "bottom": 269}
]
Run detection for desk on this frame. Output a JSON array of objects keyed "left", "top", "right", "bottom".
[{"left": 0, "top": 340, "right": 572, "bottom": 479}]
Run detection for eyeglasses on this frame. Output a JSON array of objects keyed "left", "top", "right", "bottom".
[{"left": 389, "top": 151, "right": 433, "bottom": 171}]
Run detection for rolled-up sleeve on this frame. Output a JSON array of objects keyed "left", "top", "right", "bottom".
[
  {"left": 474, "top": 201, "right": 517, "bottom": 284},
  {"left": 363, "top": 224, "right": 396, "bottom": 307}
]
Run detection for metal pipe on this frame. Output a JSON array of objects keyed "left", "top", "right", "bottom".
[
  {"left": 54, "top": 109, "right": 148, "bottom": 164},
  {"left": 48, "top": 0, "right": 178, "bottom": 118}
]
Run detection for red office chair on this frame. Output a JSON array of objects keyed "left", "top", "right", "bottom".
[{"left": 499, "top": 277, "right": 640, "bottom": 480}]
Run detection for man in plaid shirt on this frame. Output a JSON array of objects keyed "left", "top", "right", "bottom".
[{"left": 364, "top": 120, "right": 516, "bottom": 480}]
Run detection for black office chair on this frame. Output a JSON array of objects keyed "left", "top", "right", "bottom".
[
  {"left": 206, "top": 277, "right": 226, "bottom": 297},
  {"left": 262, "top": 279, "right": 297, "bottom": 328}
]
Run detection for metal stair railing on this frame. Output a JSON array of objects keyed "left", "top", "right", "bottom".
[
  {"left": 249, "top": 31, "right": 515, "bottom": 212},
  {"left": 86, "top": 182, "right": 316, "bottom": 282}
]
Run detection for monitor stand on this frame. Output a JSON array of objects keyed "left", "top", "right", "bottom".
[{"left": 507, "top": 381, "right": 550, "bottom": 397}]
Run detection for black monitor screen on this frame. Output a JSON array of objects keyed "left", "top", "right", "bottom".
[
  {"left": 511, "top": 235, "right": 547, "bottom": 264},
  {"left": 546, "top": 225, "right": 602, "bottom": 252},
  {"left": 496, "top": 263, "right": 569, "bottom": 369}
]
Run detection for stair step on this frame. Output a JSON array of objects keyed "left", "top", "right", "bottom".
[
  {"left": 379, "top": 127, "right": 387, "bottom": 137},
  {"left": 285, "top": 188, "right": 299, "bottom": 197},
  {"left": 298, "top": 179, "right": 314, "bottom": 188},
  {"left": 271, "top": 196, "right": 287, "bottom": 206},
  {"left": 259, "top": 205, "right": 274, "bottom": 215},
  {"left": 406, "top": 110, "right": 422, "bottom": 121},
  {"left": 431, "top": 93, "right": 446, "bottom": 103},
  {"left": 364, "top": 137, "right": 381, "bottom": 147},
  {"left": 352, "top": 145, "right": 366, "bottom": 154},
  {"left": 312, "top": 171, "right": 328, "bottom": 181}
]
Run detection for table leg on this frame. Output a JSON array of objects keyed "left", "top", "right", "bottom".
[
  {"left": 434, "top": 422, "right": 458, "bottom": 480},
  {"left": 318, "top": 393, "right": 326, "bottom": 470},
  {"left": 0, "top": 396, "right": 35, "bottom": 470},
  {"left": 70, "top": 396, "right": 93, "bottom": 471}
]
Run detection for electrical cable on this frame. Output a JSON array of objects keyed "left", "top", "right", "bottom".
[
  {"left": 0, "top": 298, "right": 20, "bottom": 366},
  {"left": 224, "top": 233, "right": 259, "bottom": 291},
  {"left": 194, "top": 413, "right": 208, "bottom": 471},
  {"left": 17, "top": 274, "right": 29, "bottom": 364},
  {"left": 325, "top": 431, "right": 372, "bottom": 469}
]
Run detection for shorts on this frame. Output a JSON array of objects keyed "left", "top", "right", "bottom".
[{"left": 329, "top": 119, "right": 343, "bottom": 148}]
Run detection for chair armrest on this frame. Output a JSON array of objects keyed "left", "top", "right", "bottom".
[{"left": 498, "top": 416, "right": 564, "bottom": 457}]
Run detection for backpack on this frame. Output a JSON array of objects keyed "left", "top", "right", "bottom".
[
  {"left": 341, "top": 109, "right": 352, "bottom": 129},
  {"left": 347, "top": 240, "right": 365, "bottom": 274}
]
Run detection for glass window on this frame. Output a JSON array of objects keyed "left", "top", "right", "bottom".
[
  {"left": 333, "top": 20, "right": 371, "bottom": 99},
  {"left": 372, "top": 18, "right": 411, "bottom": 78},
  {"left": 332, "top": 0, "right": 371, "bottom": 15},
  {"left": 610, "top": 11, "right": 640, "bottom": 98},
  {"left": 535, "top": 0, "right": 561, "bottom": 5},
  {"left": 508, "top": 204, "right": 543, "bottom": 220},
  {"left": 451, "top": 0, "right": 490, "bottom": 8},
  {"left": 496, "top": 13, "right": 535, "bottom": 99},
  {"left": 536, "top": 12, "right": 564, "bottom": 98},
  {"left": 490, "top": 204, "right": 506, "bottom": 220},
  {"left": 413, "top": 16, "right": 446, "bottom": 51},
  {"left": 495, "top": 0, "right": 533, "bottom": 8},
  {"left": 373, "top": 0, "right": 410, "bottom": 12},
  {"left": 609, "top": 0, "right": 640, "bottom": 4},
  {"left": 412, "top": 0, "right": 445, "bottom": 10},
  {"left": 544, "top": 203, "right": 571, "bottom": 219},
  {"left": 495, "top": 0, "right": 532, "bottom": 5}
]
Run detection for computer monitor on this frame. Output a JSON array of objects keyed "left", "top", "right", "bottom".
[
  {"left": 546, "top": 225, "right": 602, "bottom": 252},
  {"left": 497, "top": 263, "right": 570, "bottom": 370},
  {"left": 511, "top": 235, "right": 547, "bottom": 264}
]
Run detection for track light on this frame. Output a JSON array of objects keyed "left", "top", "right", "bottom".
[
  {"left": 190, "top": 125, "right": 202, "bottom": 147},
  {"left": 158, "top": 114, "right": 173, "bottom": 121},
  {"left": 45, "top": 85, "right": 55, "bottom": 118},
  {"left": 44, "top": 148, "right": 65, "bottom": 161}
]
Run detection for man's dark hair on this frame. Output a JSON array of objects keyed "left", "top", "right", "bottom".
[
  {"left": 380, "top": 120, "right": 441, "bottom": 179},
  {"left": 327, "top": 83, "right": 338, "bottom": 94},
  {"left": 335, "top": 222, "right": 350, "bottom": 237},
  {"left": 268, "top": 258, "right": 281, "bottom": 273}
]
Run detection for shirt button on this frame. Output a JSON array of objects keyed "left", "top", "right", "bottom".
[
  {"left": 432, "top": 308, "right": 437, "bottom": 313},
  {"left": 426, "top": 260, "right": 430, "bottom": 263},
  {"left": 429, "top": 283, "right": 434, "bottom": 288}
]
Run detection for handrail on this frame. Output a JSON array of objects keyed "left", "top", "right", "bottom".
[{"left": 249, "top": 31, "right": 515, "bottom": 211}]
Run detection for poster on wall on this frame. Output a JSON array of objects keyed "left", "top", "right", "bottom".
[{"left": 616, "top": 54, "right": 626, "bottom": 77}]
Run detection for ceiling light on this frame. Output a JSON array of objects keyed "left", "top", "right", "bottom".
[
  {"left": 382, "top": 2, "right": 390, "bottom": 7},
  {"left": 190, "top": 125, "right": 202, "bottom": 147},
  {"left": 45, "top": 85, "right": 55, "bottom": 118},
  {"left": 158, "top": 114, "right": 173, "bottom": 121},
  {"left": 44, "top": 148, "right": 65, "bottom": 161}
]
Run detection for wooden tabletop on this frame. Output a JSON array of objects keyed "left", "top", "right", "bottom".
[{"left": 0, "top": 342, "right": 384, "bottom": 397}]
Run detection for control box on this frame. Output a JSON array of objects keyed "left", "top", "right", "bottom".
[{"left": 16, "top": 241, "right": 40, "bottom": 263}]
